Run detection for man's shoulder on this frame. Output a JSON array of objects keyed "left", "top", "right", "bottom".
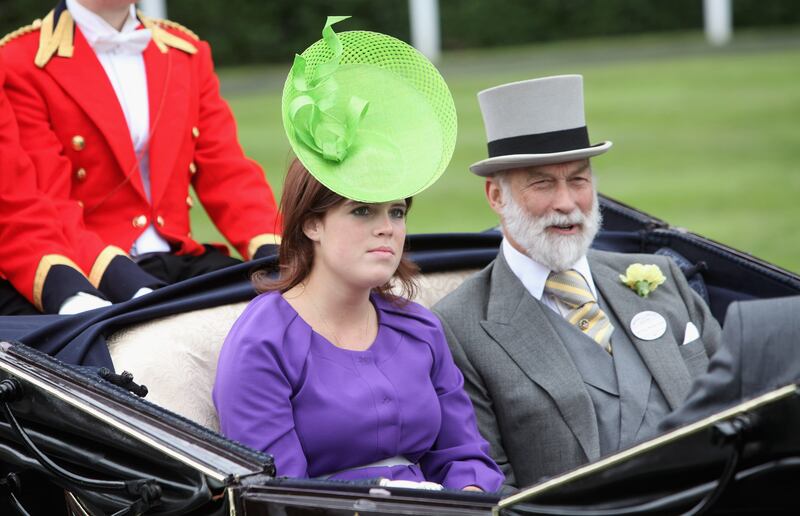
[
  {"left": 140, "top": 14, "right": 205, "bottom": 47},
  {"left": 432, "top": 260, "right": 495, "bottom": 320},
  {"left": 146, "top": 17, "right": 201, "bottom": 42},
  {"left": 0, "top": 19, "right": 41, "bottom": 62},
  {"left": 138, "top": 14, "right": 206, "bottom": 57},
  {"left": 588, "top": 249, "right": 677, "bottom": 274}
]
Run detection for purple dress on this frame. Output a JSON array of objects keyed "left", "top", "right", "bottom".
[{"left": 213, "top": 291, "right": 504, "bottom": 491}]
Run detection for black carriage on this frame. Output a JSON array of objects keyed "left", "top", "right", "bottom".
[{"left": 0, "top": 195, "right": 798, "bottom": 515}]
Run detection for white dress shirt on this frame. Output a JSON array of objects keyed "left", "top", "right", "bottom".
[
  {"left": 501, "top": 238, "right": 598, "bottom": 317},
  {"left": 68, "top": 0, "right": 170, "bottom": 255}
]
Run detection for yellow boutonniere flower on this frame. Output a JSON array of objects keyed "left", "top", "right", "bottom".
[{"left": 619, "top": 263, "right": 666, "bottom": 298}]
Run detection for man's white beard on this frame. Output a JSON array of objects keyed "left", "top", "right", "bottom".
[{"left": 500, "top": 189, "right": 602, "bottom": 272}]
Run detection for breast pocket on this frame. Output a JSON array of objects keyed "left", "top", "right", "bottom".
[{"left": 678, "top": 339, "right": 710, "bottom": 378}]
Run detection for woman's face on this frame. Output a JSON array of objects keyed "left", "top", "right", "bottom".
[{"left": 305, "top": 199, "right": 407, "bottom": 291}]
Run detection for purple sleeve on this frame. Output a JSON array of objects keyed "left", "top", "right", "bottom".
[
  {"left": 212, "top": 295, "right": 309, "bottom": 478},
  {"left": 419, "top": 316, "right": 505, "bottom": 492}
]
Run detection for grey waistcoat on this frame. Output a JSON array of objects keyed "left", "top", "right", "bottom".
[{"left": 541, "top": 291, "right": 672, "bottom": 455}]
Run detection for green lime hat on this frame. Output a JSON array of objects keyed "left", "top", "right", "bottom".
[{"left": 282, "top": 16, "right": 457, "bottom": 202}]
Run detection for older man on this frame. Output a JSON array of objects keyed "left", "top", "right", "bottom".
[{"left": 433, "top": 75, "right": 721, "bottom": 489}]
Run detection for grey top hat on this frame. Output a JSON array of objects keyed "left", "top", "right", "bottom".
[{"left": 470, "top": 74, "right": 612, "bottom": 177}]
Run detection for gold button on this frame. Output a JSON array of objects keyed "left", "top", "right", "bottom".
[
  {"left": 187, "top": 231, "right": 192, "bottom": 238},
  {"left": 186, "top": 195, "right": 194, "bottom": 208},
  {"left": 75, "top": 168, "right": 87, "bottom": 181},
  {"left": 77, "top": 200, "right": 84, "bottom": 208},
  {"left": 132, "top": 215, "right": 147, "bottom": 228},
  {"left": 156, "top": 215, "right": 165, "bottom": 227},
  {"left": 189, "top": 162, "right": 197, "bottom": 174},
  {"left": 191, "top": 126, "right": 200, "bottom": 138},
  {"left": 579, "top": 319, "right": 590, "bottom": 330},
  {"left": 72, "top": 135, "right": 85, "bottom": 151}
]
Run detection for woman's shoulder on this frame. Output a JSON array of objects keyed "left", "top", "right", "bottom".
[
  {"left": 237, "top": 290, "right": 290, "bottom": 324},
  {"left": 224, "top": 291, "right": 306, "bottom": 355},
  {"left": 374, "top": 295, "right": 444, "bottom": 338}
]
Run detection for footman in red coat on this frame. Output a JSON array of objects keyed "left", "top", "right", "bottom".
[{"left": 0, "top": 0, "right": 282, "bottom": 313}]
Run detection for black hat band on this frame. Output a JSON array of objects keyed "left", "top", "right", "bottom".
[{"left": 487, "top": 126, "right": 590, "bottom": 158}]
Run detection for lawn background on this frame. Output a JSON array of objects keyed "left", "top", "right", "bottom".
[{"left": 190, "top": 29, "right": 800, "bottom": 273}]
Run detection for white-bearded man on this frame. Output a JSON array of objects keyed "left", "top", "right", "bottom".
[{"left": 432, "top": 75, "right": 722, "bottom": 490}]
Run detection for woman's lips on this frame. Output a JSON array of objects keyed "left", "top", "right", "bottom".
[{"left": 368, "top": 246, "right": 395, "bottom": 255}]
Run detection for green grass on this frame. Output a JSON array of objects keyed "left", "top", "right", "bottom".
[{"left": 190, "top": 29, "right": 800, "bottom": 273}]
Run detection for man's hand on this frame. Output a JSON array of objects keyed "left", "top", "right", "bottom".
[
  {"left": 131, "top": 287, "right": 153, "bottom": 299},
  {"left": 58, "top": 291, "right": 112, "bottom": 315}
]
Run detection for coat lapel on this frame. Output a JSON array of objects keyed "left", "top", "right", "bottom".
[
  {"left": 44, "top": 25, "right": 146, "bottom": 198},
  {"left": 590, "top": 252, "right": 692, "bottom": 409},
  {"left": 143, "top": 43, "right": 190, "bottom": 207},
  {"left": 480, "top": 253, "right": 601, "bottom": 461}
]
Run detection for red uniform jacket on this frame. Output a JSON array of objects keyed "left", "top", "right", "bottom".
[
  {"left": 0, "top": 66, "right": 100, "bottom": 310},
  {"left": 1, "top": 8, "right": 281, "bottom": 290}
]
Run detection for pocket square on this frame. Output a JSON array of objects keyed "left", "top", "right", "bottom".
[{"left": 682, "top": 322, "right": 700, "bottom": 345}]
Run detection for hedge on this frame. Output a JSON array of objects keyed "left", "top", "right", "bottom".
[{"left": 2, "top": 0, "right": 798, "bottom": 66}]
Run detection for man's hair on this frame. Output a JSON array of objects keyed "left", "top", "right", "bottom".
[{"left": 251, "top": 158, "right": 418, "bottom": 300}]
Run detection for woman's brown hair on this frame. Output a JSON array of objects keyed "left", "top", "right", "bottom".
[{"left": 252, "top": 158, "right": 418, "bottom": 300}]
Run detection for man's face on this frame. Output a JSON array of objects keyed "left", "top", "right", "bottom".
[{"left": 485, "top": 159, "right": 601, "bottom": 271}]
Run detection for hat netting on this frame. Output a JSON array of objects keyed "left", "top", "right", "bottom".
[{"left": 283, "top": 30, "right": 457, "bottom": 192}]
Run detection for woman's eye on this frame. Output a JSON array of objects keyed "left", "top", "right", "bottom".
[
  {"left": 351, "top": 206, "right": 370, "bottom": 216},
  {"left": 390, "top": 208, "right": 407, "bottom": 219}
]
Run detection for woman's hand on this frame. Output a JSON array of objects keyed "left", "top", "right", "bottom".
[{"left": 463, "top": 485, "right": 483, "bottom": 492}]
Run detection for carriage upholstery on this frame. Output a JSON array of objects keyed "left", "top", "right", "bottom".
[{"left": 107, "top": 269, "right": 479, "bottom": 432}]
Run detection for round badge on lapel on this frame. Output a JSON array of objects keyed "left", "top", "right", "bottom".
[{"left": 630, "top": 311, "right": 667, "bottom": 341}]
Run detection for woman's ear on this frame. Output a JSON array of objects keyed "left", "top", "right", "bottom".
[{"left": 302, "top": 217, "right": 321, "bottom": 241}]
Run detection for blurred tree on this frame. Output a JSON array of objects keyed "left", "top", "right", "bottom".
[{"left": 0, "top": 0, "right": 798, "bottom": 66}]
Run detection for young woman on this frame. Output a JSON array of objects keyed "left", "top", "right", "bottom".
[
  {"left": 213, "top": 17, "right": 503, "bottom": 491},
  {"left": 214, "top": 160, "right": 503, "bottom": 490}
]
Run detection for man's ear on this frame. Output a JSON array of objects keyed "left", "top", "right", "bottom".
[
  {"left": 302, "top": 217, "right": 321, "bottom": 241},
  {"left": 485, "top": 177, "right": 505, "bottom": 216}
]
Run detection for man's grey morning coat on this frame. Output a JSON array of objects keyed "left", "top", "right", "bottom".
[{"left": 433, "top": 249, "right": 721, "bottom": 489}]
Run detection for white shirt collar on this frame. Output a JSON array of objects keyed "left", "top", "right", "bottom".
[
  {"left": 501, "top": 238, "right": 597, "bottom": 301},
  {"left": 67, "top": 0, "right": 140, "bottom": 48}
]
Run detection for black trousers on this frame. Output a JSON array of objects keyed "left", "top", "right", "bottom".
[
  {"left": 135, "top": 245, "right": 241, "bottom": 284},
  {"left": 0, "top": 280, "right": 38, "bottom": 315},
  {"left": 0, "top": 246, "right": 242, "bottom": 315}
]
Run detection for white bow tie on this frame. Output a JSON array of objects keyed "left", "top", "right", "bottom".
[{"left": 92, "top": 28, "right": 152, "bottom": 55}]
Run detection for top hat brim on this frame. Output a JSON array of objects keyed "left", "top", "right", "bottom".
[{"left": 469, "top": 141, "right": 612, "bottom": 177}]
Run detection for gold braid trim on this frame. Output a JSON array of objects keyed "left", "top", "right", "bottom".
[
  {"left": 138, "top": 12, "right": 198, "bottom": 55},
  {"left": 247, "top": 234, "right": 282, "bottom": 260},
  {"left": 151, "top": 17, "right": 199, "bottom": 40},
  {"left": 33, "top": 254, "right": 83, "bottom": 312},
  {"left": 89, "top": 246, "right": 129, "bottom": 288},
  {"left": 0, "top": 19, "right": 42, "bottom": 48},
  {"left": 34, "top": 10, "right": 74, "bottom": 68}
]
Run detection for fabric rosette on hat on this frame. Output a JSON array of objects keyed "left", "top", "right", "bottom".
[{"left": 282, "top": 16, "right": 457, "bottom": 202}]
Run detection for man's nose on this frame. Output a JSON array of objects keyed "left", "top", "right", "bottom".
[{"left": 551, "top": 181, "right": 578, "bottom": 213}]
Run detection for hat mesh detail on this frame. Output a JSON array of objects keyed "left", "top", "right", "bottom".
[{"left": 283, "top": 30, "right": 457, "bottom": 186}]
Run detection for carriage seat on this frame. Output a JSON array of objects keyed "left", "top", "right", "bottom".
[{"left": 107, "top": 269, "right": 480, "bottom": 432}]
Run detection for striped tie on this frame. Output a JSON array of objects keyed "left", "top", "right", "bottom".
[{"left": 544, "top": 270, "right": 614, "bottom": 354}]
